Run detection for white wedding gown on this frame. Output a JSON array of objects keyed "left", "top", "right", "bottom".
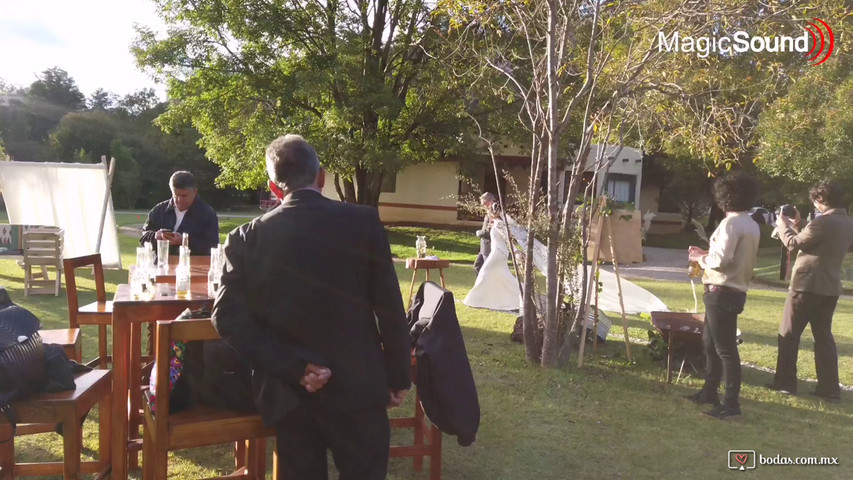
[{"left": 463, "top": 219, "right": 522, "bottom": 311}]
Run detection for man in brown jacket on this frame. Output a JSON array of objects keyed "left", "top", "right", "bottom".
[{"left": 768, "top": 182, "right": 853, "bottom": 400}]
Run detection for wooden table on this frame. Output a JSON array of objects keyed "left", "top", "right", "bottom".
[
  {"left": 153, "top": 255, "right": 212, "bottom": 283},
  {"left": 404, "top": 258, "right": 450, "bottom": 309},
  {"left": 111, "top": 282, "right": 214, "bottom": 480},
  {"left": 650, "top": 311, "right": 704, "bottom": 384}
]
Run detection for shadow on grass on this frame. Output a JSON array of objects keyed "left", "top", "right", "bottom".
[{"left": 455, "top": 324, "right": 853, "bottom": 479}]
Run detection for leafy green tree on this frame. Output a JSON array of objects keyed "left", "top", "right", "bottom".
[
  {"left": 133, "top": 0, "right": 476, "bottom": 206},
  {"left": 756, "top": 38, "right": 853, "bottom": 188},
  {"left": 88, "top": 89, "right": 118, "bottom": 111},
  {"left": 28, "top": 67, "right": 85, "bottom": 111},
  {"left": 50, "top": 111, "right": 120, "bottom": 160},
  {"left": 49, "top": 105, "right": 241, "bottom": 209},
  {"left": 117, "top": 89, "right": 160, "bottom": 117},
  {"left": 109, "top": 139, "right": 143, "bottom": 208}
]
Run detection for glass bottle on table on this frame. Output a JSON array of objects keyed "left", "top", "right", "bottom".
[
  {"left": 207, "top": 247, "right": 220, "bottom": 297},
  {"left": 176, "top": 245, "right": 191, "bottom": 298}
]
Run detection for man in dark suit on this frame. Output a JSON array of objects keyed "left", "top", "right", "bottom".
[
  {"left": 473, "top": 192, "right": 496, "bottom": 276},
  {"left": 212, "top": 134, "right": 411, "bottom": 479},
  {"left": 768, "top": 182, "right": 853, "bottom": 400},
  {"left": 140, "top": 170, "right": 219, "bottom": 255}
]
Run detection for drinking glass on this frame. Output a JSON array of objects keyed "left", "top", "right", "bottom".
[{"left": 157, "top": 239, "right": 170, "bottom": 268}]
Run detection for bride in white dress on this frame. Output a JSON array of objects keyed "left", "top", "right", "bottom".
[{"left": 463, "top": 212, "right": 523, "bottom": 311}]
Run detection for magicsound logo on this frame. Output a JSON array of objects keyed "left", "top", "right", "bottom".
[
  {"left": 803, "top": 18, "right": 835, "bottom": 65},
  {"left": 658, "top": 18, "right": 834, "bottom": 65}
]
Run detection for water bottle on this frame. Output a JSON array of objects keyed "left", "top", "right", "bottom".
[
  {"left": 207, "top": 247, "right": 220, "bottom": 297},
  {"left": 176, "top": 245, "right": 191, "bottom": 298}
]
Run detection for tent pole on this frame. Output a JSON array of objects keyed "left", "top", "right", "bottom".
[
  {"left": 95, "top": 156, "right": 115, "bottom": 254},
  {"left": 578, "top": 196, "right": 606, "bottom": 368}
]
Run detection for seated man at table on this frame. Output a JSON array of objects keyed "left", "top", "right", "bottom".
[{"left": 140, "top": 171, "right": 219, "bottom": 256}]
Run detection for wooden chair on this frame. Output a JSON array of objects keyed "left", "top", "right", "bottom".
[
  {"left": 142, "top": 317, "right": 273, "bottom": 480},
  {"left": 40, "top": 328, "right": 82, "bottom": 363},
  {"left": 20, "top": 231, "right": 63, "bottom": 296},
  {"left": 0, "top": 369, "right": 112, "bottom": 480},
  {"left": 63, "top": 254, "right": 113, "bottom": 368},
  {"left": 389, "top": 356, "right": 442, "bottom": 480}
]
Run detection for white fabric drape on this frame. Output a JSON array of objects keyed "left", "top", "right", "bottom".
[
  {"left": 0, "top": 161, "right": 121, "bottom": 268},
  {"left": 579, "top": 265, "right": 668, "bottom": 314}
]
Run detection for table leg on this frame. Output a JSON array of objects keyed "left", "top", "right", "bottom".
[
  {"left": 438, "top": 269, "right": 446, "bottom": 288},
  {"left": 129, "top": 322, "right": 142, "bottom": 470},
  {"left": 425, "top": 269, "right": 431, "bottom": 282},
  {"left": 407, "top": 269, "right": 418, "bottom": 310},
  {"left": 111, "top": 312, "right": 129, "bottom": 480},
  {"left": 666, "top": 333, "right": 674, "bottom": 384}
]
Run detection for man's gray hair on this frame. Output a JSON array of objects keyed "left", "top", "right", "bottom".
[
  {"left": 480, "top": 192, "right": 496, "bottom": 203},
  {"left": 170, "top": 171, "right": 197, "bottom": 190},
  {"left": 265, "top": 134, "right": 320, "bottom": 191}
]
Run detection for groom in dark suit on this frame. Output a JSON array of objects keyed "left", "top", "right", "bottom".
[
  {"left": 473, "top": 192, "right": 496, "bottom": 276},
  {"left": 212, "top": 134, "right": 412, "bottom": 479}
]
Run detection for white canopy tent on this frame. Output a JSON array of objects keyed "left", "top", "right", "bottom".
[{"left": 0, "top": 160, "right": 122, "bottom": 268}]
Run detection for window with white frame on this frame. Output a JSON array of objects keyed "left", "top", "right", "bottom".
[{"left": 605, "top": 173, "right": 636, "bottom": 204}]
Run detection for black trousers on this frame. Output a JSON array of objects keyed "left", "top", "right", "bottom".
[
  {"left": 773, "top": 290, "right": 840, "bottom": 396},
  {"left": 275, "top": 402, "right": 390, "bottom": 480},
  {"left": 474, "top": 253, "right": 486, "bottom": 276},
  {"left": 702, "top": 290, "right": 746, "bottom": 408}
]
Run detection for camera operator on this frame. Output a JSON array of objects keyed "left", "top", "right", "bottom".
[
  {"left": 685, "top": 172, "right": 761, "bottom": 420},
  {"left": 768, "top": 182, "right": 853, "bottom": 400}
]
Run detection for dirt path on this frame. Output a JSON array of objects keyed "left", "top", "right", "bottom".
[{"left": 599, "top": 246, "right": 788, "bottom": 292}]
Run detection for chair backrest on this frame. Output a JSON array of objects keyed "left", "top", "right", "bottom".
[
  {"left": 22, "top": 231, "right": 62, "bottom": 265},
  {"left": 153, "top": 318, "right": 220, "bottom": 433},
  {"left": 63, "top": 254, "right": 107, "bottom": 317}
]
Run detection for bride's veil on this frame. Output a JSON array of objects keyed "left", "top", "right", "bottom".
[{"left": 493, "top": 214, "right": 549, "bottom": 278}]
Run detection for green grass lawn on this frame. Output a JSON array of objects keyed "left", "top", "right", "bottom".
[
  {"left": 4, "top": 224, "right": 853, "bottom": 479},
  {"left": 754, "top": 247, "right": 853, "bottom": 292}
]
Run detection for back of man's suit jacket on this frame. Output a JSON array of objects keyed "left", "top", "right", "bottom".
[
  {"left": 780, "top": 208, "right": 853, "bottom": 296},
  {"left": 212, "top": 189, "right": 411, "bottom": 423}
]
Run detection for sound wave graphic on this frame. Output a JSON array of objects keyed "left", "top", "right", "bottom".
[{"left": 804, "top": 18, "right": 834, "bottom": 66}]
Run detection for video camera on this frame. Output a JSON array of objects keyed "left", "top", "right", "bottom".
[
  {"left": 778, "top": 204, "right": 797, "bottom": 218},
  {"left": 773, "top": 204, "right": 798, "bottom": 282}
]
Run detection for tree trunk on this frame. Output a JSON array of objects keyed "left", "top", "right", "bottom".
[
  {"left": 541, "top": 0, "right": 562, "bottom": 368},
  {"left": 343, "top": 177, "right": 357, "bottom": 203},
  {"left": 333, "top": 169, "right": 382, "bottom": 207},
  {"left": 353, "top": 166, "right": 382, "bottom": 208},
  {"left": 522, "top": 136, "right": 544, "bottom": 364}
]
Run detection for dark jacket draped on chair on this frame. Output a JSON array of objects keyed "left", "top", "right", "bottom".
[{"left": 409, "top": 281, "right": 480, "bottom": 446}]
